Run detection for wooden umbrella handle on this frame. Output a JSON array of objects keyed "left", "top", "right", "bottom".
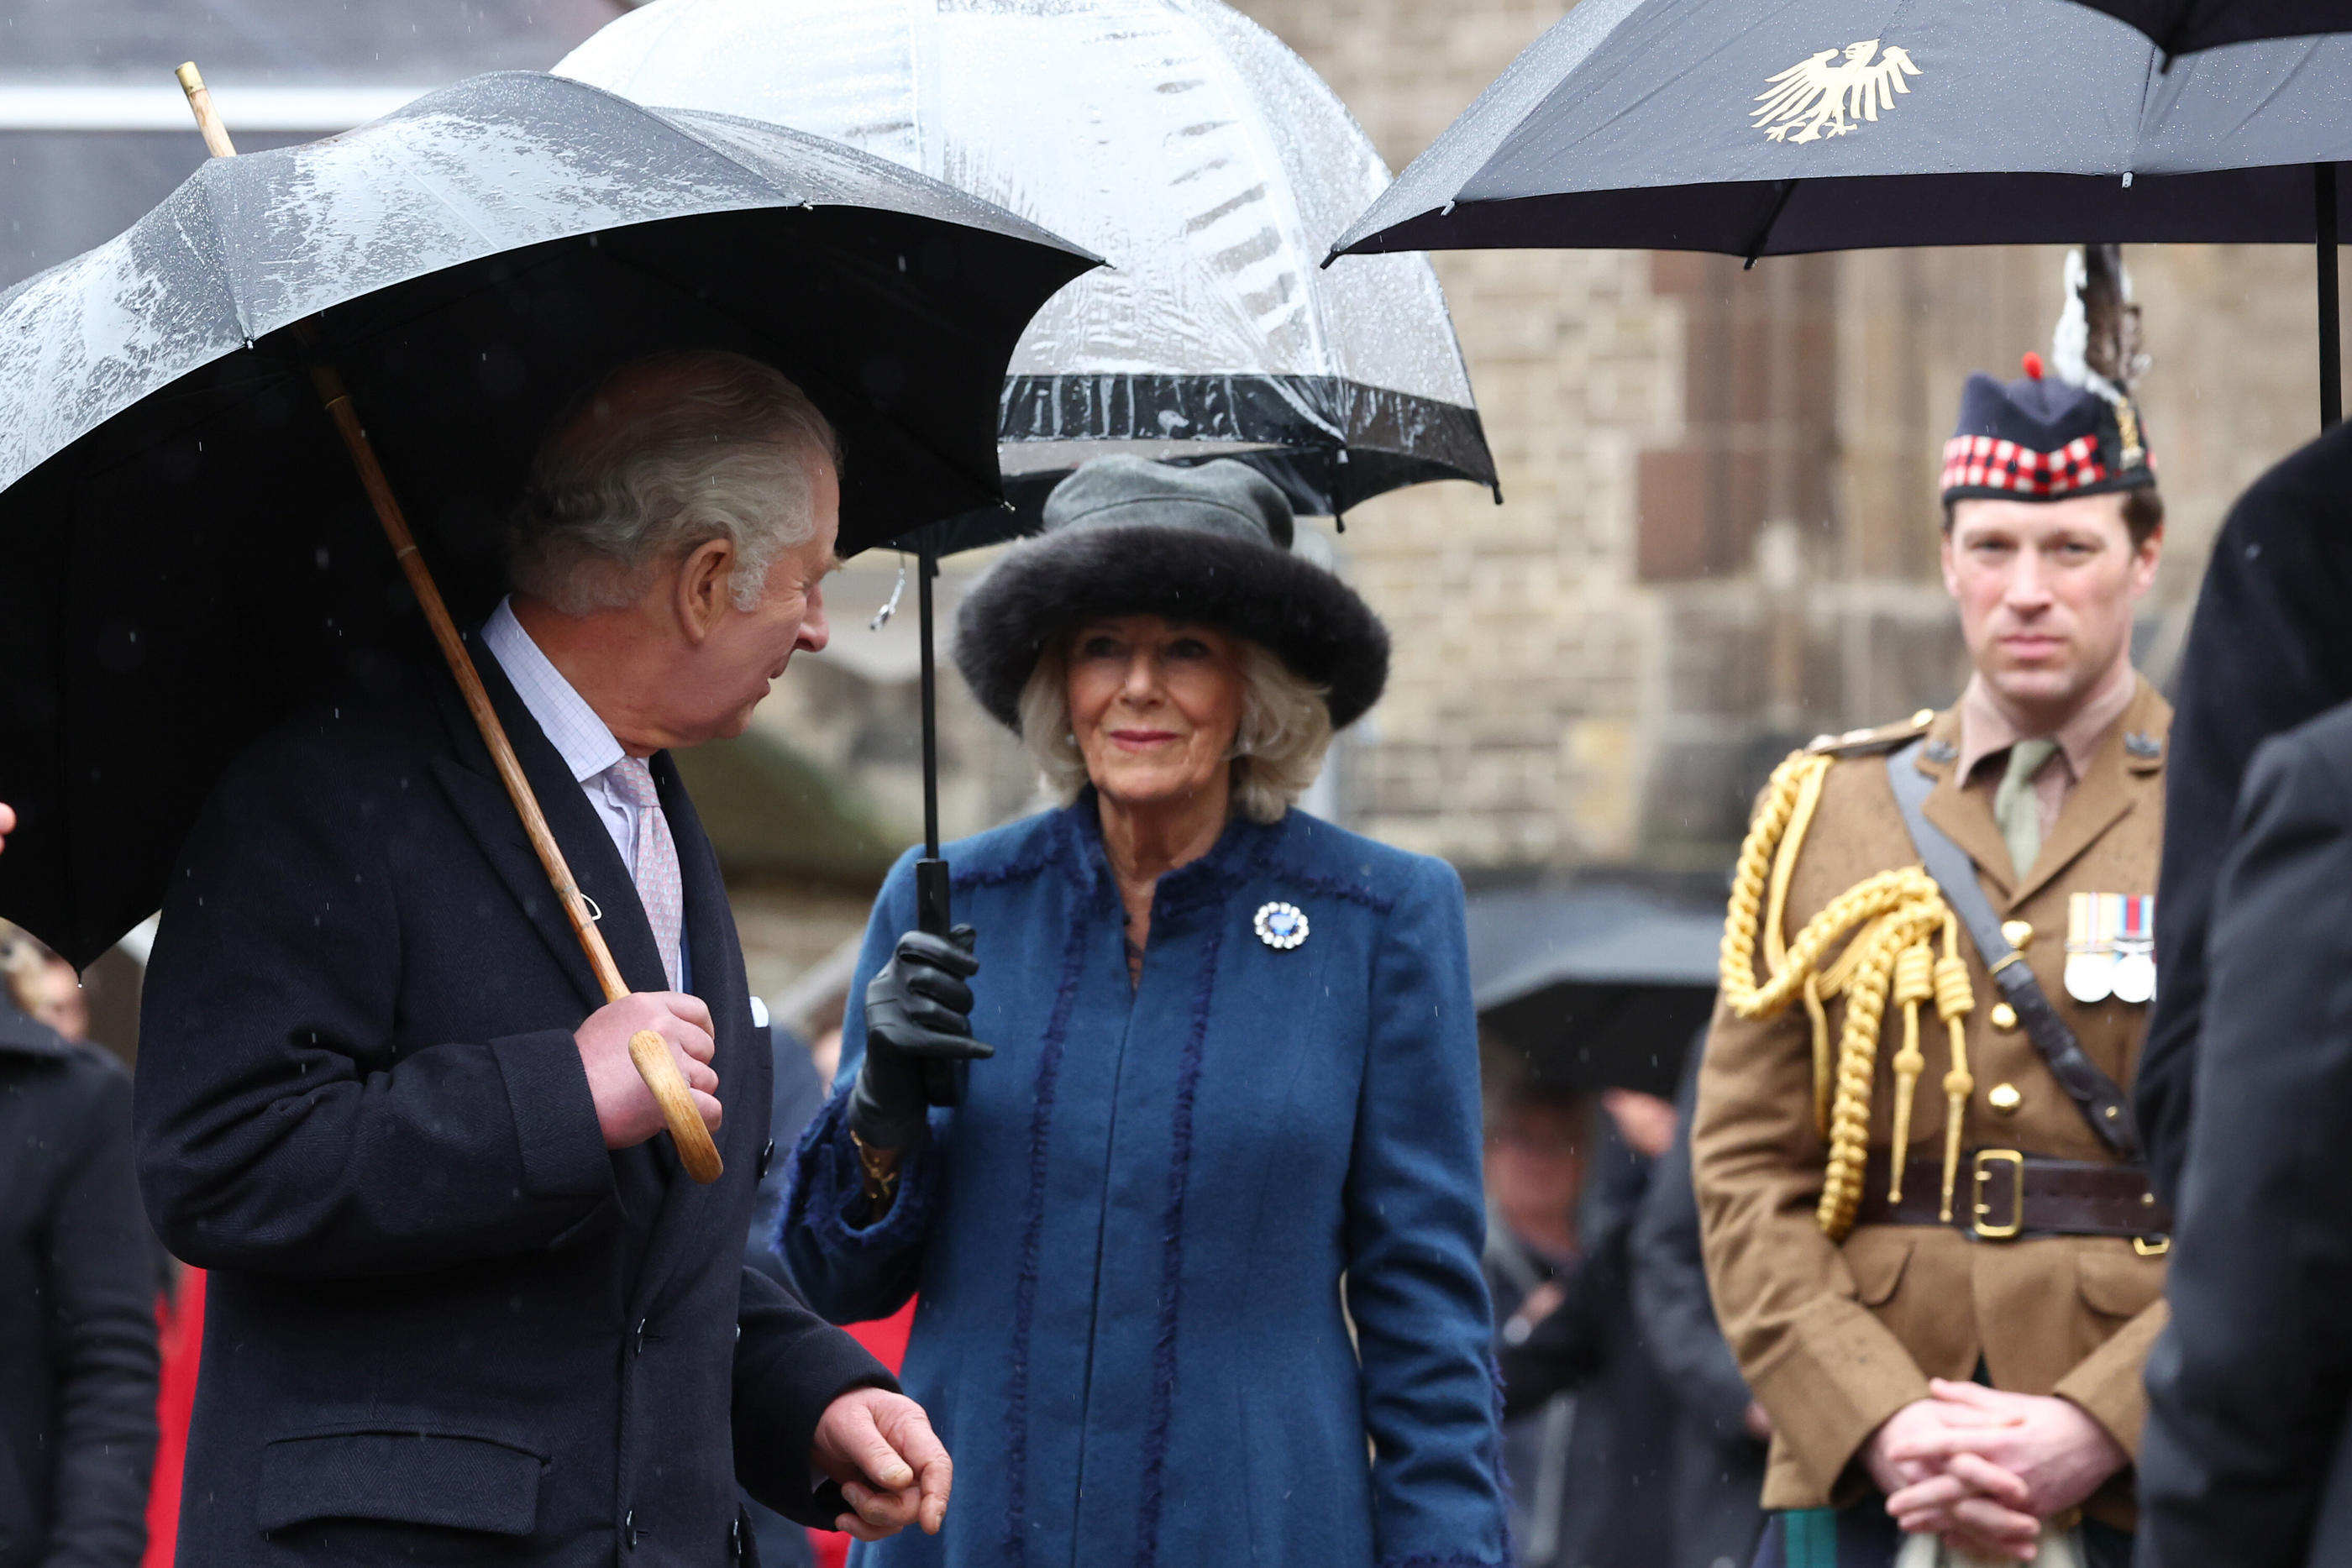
[{"left": 177, "top": 63, "right": 722, "bottom": 1185}]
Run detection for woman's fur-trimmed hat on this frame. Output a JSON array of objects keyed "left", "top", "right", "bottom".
[{"left": 953, "top": 456, "right": 1391, "bottom": 732}]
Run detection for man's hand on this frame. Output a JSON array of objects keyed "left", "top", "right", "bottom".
[
  {"left": 812, "top": 1387, "right": 953, "bottom": 1541},
  {"left": 574, "top": 991, "right": 719, "bottom": 1149},
  {"left": 1889, "top": 1379, "right": 2129, "bottom": 1518},
  {"left": 0, "top": 800, "right": 14, "bottom": 855},
  {"left": 1866, "top": 1398, "right": 2040, "bottom": 1561}
]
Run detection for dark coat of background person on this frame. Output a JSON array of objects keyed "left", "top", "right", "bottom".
[
  {"left": 0, "top": 999, "right": 157, "bottom": 1568},
  {"left": 2138, "top": 697, "right": 2352, "bottom": 1568},
  {"left": 2133, "top": 419, "right": 2352, "bottom": 1206},
  {"left": 1488, "top": 1118, "right": 1677, "bottom": 1568},
  {"left": 134, "top": 645, "right": 891, "bottom": 1567},
  {"left": 1628, "top": 1043, "right": 1765, "bottom": 1568}
]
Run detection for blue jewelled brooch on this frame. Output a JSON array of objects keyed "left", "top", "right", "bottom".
[{"left": 1253, "top": 900, "right": 1310, "bottom": 951}]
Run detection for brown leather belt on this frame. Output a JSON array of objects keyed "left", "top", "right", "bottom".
[{"left": 1855, "top": 1150, "right": 2172, "bottom": 1246}]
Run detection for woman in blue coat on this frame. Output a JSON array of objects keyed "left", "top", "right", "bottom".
[{"left": 782, "top": 456, "right": 1507, "bottom": 1568}]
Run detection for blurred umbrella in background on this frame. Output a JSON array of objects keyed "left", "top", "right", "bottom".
[
  {"left": 0, "top": 70, "right": 1096, "bottom": 968},
  {"left": 1333, "top": 1, "right": 2351, "bottom": 427},
  {"left": 1467, "top": 881, "right": 1724, "bottom": 1098}
]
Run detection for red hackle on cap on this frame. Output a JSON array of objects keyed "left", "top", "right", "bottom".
[{"left": 2021, "top": 351, "right": 2045, "bottom": 380}]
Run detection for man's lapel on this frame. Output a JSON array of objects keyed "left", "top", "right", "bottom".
[
  {"left": 2008, "top": 676, "right": 2166, "bottom": 909},
  {"left": 426, "top": 635, "right": 671, "bottom": 1012},
  {"left": 1916, "top": 710, "right": 2019, "bottom": 902}
]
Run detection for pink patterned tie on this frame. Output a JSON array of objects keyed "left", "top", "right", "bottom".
[{"left": 606, "top": 756, "right": 684, "bottom": 992}]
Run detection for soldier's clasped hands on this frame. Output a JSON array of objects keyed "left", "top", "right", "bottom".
[{"left": 1868, "top": 1378, "right": 2128, "bottom": 1561}]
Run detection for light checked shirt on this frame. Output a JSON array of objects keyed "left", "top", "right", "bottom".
[{"left": 480, "top": 596, "right": 689, "bottom": 989}]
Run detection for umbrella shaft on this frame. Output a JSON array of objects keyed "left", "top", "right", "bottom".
[
  {"left": 919, "top": 549, "right": 941, "bottom": 858},
  {"left": 2322, "top": 163, "right": 2342, "bottom": 430}
]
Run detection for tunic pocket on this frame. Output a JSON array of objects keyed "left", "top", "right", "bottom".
[
  {"left": 2075, "top": 1242, "right": 2166, "bottom": 1320},
  {"left": 1842, "top": 1229, "right": 1916, "bottom": 1307},
  {"left": 256, "top": 1429, "right": 544, "bottom": 1535}
]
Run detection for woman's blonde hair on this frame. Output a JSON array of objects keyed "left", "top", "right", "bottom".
[{"left": 1016, "top": 632, "right": 1334, "bottom": 825}]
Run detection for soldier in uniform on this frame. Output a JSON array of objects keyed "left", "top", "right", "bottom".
[{"left": 1693, "top": 248, "right": 2171, "bottom": 1568}]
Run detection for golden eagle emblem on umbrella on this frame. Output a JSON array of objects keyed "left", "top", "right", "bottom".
[{"left": 1753, "top": 39, "right": 1922, "bottom": 143}]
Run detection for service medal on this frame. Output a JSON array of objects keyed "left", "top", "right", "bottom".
[
  {"left": 2110, "top": 951, "right": 2155, "bottom": 1005},
  {"left": 2065, "top": 891, "right": 2115, "bottom": 1004},
  {"left": 2110, "top": 894, "right": 2156, "bottom": 1004}
]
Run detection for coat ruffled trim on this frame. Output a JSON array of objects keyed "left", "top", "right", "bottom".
[
  {"left": 785, "top": 1090, "right": 941, "bottom": 1261},
  {"left": 998, "top": 912, "right": 1093, "bottom": 1560}
]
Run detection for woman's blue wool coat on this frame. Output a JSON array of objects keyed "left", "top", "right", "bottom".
[{"left": 782, "top": 800, "right": 1509, "bottom": 1568}]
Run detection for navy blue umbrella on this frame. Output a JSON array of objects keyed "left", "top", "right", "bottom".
[{"left": 1333, "top": 3, "right": 2350, "bottom": 423}]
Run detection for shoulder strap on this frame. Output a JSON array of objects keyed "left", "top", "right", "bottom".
[{"left": 1884, "top": 741, "right": 2139, "bottom": 1158}]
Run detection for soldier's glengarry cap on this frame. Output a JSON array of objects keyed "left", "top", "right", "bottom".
[{"left": 1940, "top": 368, "right": 2155, "bottom": 505}]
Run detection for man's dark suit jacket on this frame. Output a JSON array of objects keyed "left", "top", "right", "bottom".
[
  {"left": 2139, "top": 698, "right": 2352, "bottom": 1567},
  {"left": 2134, "top": 419, "right": 2352, "bottom": 1206},
  {"left": 134, "top": 642, "right": 890, "bottom": 1566}
]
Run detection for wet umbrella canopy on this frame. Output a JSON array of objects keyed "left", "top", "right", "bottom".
[
  {"left": 1332, "top": 3, "right": 2352, "bottom": 423},
  {"left": 0, "top": 71, "right": 1096, "bottom": 968},
  {"left": 556, "top": 0, "right": 1496, "bottom": 533},
  {"left": 1333, "top": 4, "right": 2352, "bottom": 260}
]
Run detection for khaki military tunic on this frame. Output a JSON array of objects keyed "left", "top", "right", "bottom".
[{"left": 1692, "top": 678, "right": 2171, "bottom": 1530}]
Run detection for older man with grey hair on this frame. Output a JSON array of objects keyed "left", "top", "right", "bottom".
[{"left": 135, "top": 350, "right": 953, "bottom": 1567}]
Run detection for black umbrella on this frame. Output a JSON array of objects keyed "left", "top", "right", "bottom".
[
  {"left": 0, "top": 67, "right": 1095, "bottom": 1170},
  {"left": 1332, "top": 3, "right": 2350, "bottom": 425},
  {"left": 1467, "top": 882, "right": 1723, "bottom": 1097},
  {"left": 2065, "top": 0, "right": 2352, "bottom": 56}
]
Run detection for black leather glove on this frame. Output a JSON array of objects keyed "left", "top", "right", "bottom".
[{"left": 848, "top": 925, "right": 991, "bottom": 1150}]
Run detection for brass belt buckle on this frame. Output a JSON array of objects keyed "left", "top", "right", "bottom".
[
  {"left": 1971, "top": 1148, "right": 2025, "bottom": 1240},
  {"left": 2134, "top": 1235, "right": 2171, "bottom": 1256}
]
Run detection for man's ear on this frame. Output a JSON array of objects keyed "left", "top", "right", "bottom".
[
  {"left": 675, "top": 538, "right": 736, "bottom": 644},
  {"left": 2131, "top": 525, "right": 2165, "bottom": 595}
]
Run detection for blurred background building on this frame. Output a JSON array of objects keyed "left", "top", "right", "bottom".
[{"left": 4, "top": 0, "right": 2338, "bottom": 1024}]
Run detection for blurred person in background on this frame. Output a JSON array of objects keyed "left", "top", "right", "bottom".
[
  {"left": 20, "top": 947, "right": 89, "bottom": 1044},
  {"left": 782, "top": 456, "right": 1508, "bottom": 1568},
  {"left": 1, "top": 867, "right": 160, "bottom": 1567},
  {"left": 1629, "top": 1036, "right": 1767, "bottom": 1568},
  {"left": 1483, "top": 1070, "right": 1678, "bottom": 1568}
]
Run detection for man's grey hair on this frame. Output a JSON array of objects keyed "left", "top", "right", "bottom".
[
  {"left": 509, "top": 350, "right": 841, "bottom": 615},
  {"left": 1016, "top": 633, "right": 1334, "bottom": 825}
]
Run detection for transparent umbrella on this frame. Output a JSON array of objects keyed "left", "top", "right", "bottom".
[{"left": 554, "top": 0, "right": 1495, "bottom": 537}]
